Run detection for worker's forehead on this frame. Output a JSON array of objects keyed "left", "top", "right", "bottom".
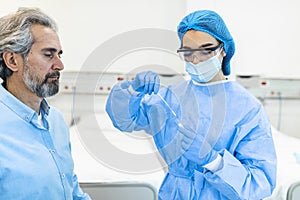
[{"left": 182, "top": 30, "right": 218, "bottom": 47}]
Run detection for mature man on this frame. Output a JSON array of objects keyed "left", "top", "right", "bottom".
[{"left": 0, "top": 7, "right": 90, "bottom": 200}]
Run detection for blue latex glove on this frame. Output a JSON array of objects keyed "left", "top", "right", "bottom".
[
  {"left": 131, "top": 71, "right": 160, "bottom": 95},
  {"left": 178, "top": 124, "right": 218, "bottom": 166}
]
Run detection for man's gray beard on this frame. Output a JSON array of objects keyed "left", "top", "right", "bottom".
[{"left": 23, "top": 64, "right": 59, "bottom": 98}]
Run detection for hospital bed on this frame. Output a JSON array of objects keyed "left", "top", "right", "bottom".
[
  {"left": 264, "top": 127, "right": 300, "bottom": 200},
  {"left": 69, "top": 113, "right": 166, "bottom": 200}
]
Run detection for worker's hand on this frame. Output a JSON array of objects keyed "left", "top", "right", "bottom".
[
  {"left": 178, "top": 124, "right": 218, "bottom": 166},
  {"left": 131, "top": 71, "right": 160, "bottom": 95}
]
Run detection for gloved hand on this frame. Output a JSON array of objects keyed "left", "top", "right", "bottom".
[
  {"left": 178, "top": 124, "right": 218, "bottom": 166},
  {"left": 131, "top": 71, "right": 160, "bottom": 95}
]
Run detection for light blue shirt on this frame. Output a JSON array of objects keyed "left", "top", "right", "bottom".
[{"left": 0, "top": 84, "right": 91, "bottom": 200}]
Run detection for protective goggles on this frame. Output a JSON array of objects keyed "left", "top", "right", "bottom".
[{"left": 177, "top": 43, "right": 223, "bottom": 62}]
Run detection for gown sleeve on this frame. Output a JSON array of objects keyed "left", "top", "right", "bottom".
[
  {"left": 106, "top": 80, "right": 150, "bottom": 133},
  {"left": 202, "top": 106, "right": 277, "bottom": 200}
]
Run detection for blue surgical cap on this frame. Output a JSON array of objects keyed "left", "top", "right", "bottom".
[{"left": 177, "top": 10, "right": 235, "bottom": 76}]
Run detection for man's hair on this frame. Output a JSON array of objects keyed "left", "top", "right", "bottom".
[{"left": 0, "top": 7, "right": 58, "bottom": 81}]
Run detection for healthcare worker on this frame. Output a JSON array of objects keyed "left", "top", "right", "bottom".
[{"left": 106, "top": 10, "right": 276, "bottom": 200}]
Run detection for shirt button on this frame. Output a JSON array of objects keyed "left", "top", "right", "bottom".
[
  {"left": 61, "top": 173, "right": 65, "bottom": 179},
  {"left": 49, "top": 149, "right": 56, "bottom": 154}
]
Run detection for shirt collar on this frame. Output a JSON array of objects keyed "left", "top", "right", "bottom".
[{"left": 0, "top": 84, "right": 50, "bottom": 123}]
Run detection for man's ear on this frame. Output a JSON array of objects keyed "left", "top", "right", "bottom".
[{"left": 2, "top": 51, "right": 21, "bottom": 72}]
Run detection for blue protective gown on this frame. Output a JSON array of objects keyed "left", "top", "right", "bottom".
[{"left": 106, "top": 80, "right": 277, "bottom": 200}]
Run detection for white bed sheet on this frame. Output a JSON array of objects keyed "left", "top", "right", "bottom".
[
  {"left": 265, "top": 126, "right": 300, "bottom": 200},
  {"left": 69, "top": 113, "right": 166, "bottom": 191}
]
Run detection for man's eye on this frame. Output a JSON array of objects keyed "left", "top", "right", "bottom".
[{"left": 44, "top": 54, "right": 53, "bottom": 58}]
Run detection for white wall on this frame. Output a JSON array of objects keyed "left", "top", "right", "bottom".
[
  {"left": 187, "top": 0, "right": 300, "bottom": 78},
  {"left": 3, "top": 0, "right": 300, "bottom": 77},
  {"left": 1, "top": 0, "right": 187, "bottom": 73}
]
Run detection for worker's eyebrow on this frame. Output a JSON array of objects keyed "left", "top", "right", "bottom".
[
  {"left": 182, "top": 42, "right": 215, "bottom": 49},
  {"left": 198, "top": 43, "right": 215, "bottom": 48}
]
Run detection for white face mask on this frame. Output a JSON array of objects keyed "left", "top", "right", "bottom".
[{"left": 185, "top": 51, "right": 222, "bottom": 83}]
